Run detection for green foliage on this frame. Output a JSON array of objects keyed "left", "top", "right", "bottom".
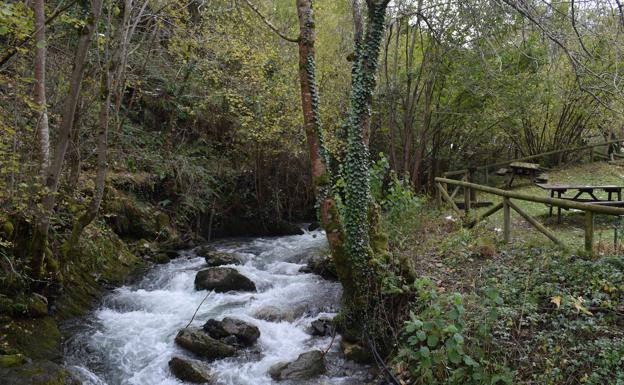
[
  {"left": 399, "top": 278, "right": 512, "bottom": 385},
  {"left": 0, "top": 3, "right": 32, "bottom": 40}
]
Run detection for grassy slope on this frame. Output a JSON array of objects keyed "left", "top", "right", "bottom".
[{"left": 391, "top": 161, "right": 624, "bottom": 385}]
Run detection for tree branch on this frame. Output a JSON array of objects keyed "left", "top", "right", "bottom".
[
  {"left": 242, "top": 0, "right": 299, "bottom": 43},
  {"left": 0, "top": 0, "right": 79, "bottom": 69}
]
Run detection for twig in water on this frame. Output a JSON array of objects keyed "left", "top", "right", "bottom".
[
  {"left": 185, "top": 291, "right": 212, "bottom": 328},
  {"left": 321, "top": 324, "right": 337, "bottom": 357}
]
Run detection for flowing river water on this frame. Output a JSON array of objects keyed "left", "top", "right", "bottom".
[{"left": 62, "top": 230, "right": 374, "bottom": 385}]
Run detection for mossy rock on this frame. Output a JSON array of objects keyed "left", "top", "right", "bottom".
[
  {"left": 27, "top": 295, "right": 48, "bottom": 318},
  {"left": 0, "top": 359, "right": 79, "bottom": 385},
  {"left": 1, "top": 221, "right": 14, "bottom": 237},
  {"left": 105, "top": 192, "right": 160, "bottom": 238},
  {"left": 0, "top": 354, "right": 28, "bottom": 368},
  {"left": 156, "top": 212, "right": 171, "bottom": 229},
  {"left": 2, "top": 317, "right": 62, "bottom": 360},
  {"left": 152, "top": 253, "right": 170, "bottom": 264},
  {"left": 341, "top": 340, "right": 372, "bottom": 364}
]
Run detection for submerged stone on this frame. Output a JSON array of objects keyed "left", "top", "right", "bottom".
[
  {"left": 203, "top": 250, "right": 241, "bottom": 267},
  {"left": 168, "top": 356, "right": 214, "bottom": 383},
  {"left": 268, "top": 350, "right": 326, "bottom": 381}
]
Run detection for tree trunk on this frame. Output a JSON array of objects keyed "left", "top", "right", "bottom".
[
  {"left": 61, "top": 57, "right": 112, "bottom": 261},
  {"left": 295, "top": 0, "right": 352, "bottom": 295},
  {"left": 32, "top": 0, "right": 50, "bottom": 178},
  {"left": 341, "top": 0, "right": 390, "bottom": 318},
  {"left": 31, "top": 0, "right": 103, "bottom": 277}
]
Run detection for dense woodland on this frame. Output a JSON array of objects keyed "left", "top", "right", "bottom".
[{"left": 1, "top": 0, "right": 624, "bottom": 384}]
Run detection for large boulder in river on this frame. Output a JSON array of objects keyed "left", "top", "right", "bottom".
[
  {"left": 268, "top": 350, "right": 326, "bottom": 381},
  {"left": 194, "top": 268, "right": 256, "bottom": 292},
  {"left": 168, "top": 357, "right": 214, "bottom": 384},
  {"left": 203, "top": 318, "right": 260, "bottom": 347},
  {"left": 174, "top": 328, "right": 236, "bottom": 361}
]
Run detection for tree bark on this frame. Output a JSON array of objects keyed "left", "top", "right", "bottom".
[
  {"left": 62, "top": 50, "right": 113, "bottom": 261},
  {"left": 295, "top": 0, "right": 353, "bottom": 295},
  {"left": 32, "top": 0, "right": 50, "bottom": 178},
  {"left": 31, "top": 0, "right": 103, "bottom": 277}
]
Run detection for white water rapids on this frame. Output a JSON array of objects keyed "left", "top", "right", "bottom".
[{"left": 63, "top": 230, "right": 374, "bottom": 385}]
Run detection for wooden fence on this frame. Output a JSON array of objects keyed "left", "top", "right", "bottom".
[
  {"left": 435, "top": 177, "right": 624, "bottom": 256},
  {"left": 442, "top": 138, "right": 622, "bottom": 180}
]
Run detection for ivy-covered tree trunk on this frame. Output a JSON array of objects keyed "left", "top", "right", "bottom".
[
  {"left": 295, "top": 0, "right": 391, "bottom": 332},
  {"left": 341, "top": 0, "right": 391, "bottom": 319}
]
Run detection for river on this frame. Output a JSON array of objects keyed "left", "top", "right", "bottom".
[{"left": 62, "top": 230, "right": 374, "bottom": 385}]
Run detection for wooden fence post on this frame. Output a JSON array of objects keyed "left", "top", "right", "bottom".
[
  {"left": 468, "top": 167, "right": 477, "bottom": 202},
  {"left": 503, "top": 198, "right": 511, "bottom": 243},
  {"left": 585, "top": 211, "right": 594, "bottom": 256},
  {"left": 437, "top": 182, "right": 462, "bottom": 216},
  {"left": 464, "top": 174, "right": 471, "bottom": 215},
  {"left": 589, "top": 147, "right": 594, "bottom": 162}
]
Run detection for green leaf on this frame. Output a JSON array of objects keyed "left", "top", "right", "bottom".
[
  {"left": 427, "top": 334, "right": 439, "bottom": 347},
  {"left": 463, "top": 355, "right": 479, "bottom": 367},
  {"left": 417, "top": 330, "right": 427, "bottom": 341},
  {"left": 419, "top": 346, "right": 430, "bottom": 358},
  {"left": 448, "top": 349, "right": 462, "bottom": 364}
]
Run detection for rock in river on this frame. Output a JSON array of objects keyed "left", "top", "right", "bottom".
[
  {"left": 194, "top": 267, "right": 256, "bottom": 292},
  {"left": 268, "top": 350, "right": 326, "bottom": 381},
  {"left": 205, "top": 251, "right": 241, "bottom": 267},
  {"left": 203, "top": 317, "right": 260, "bottom": 347},
  {"left": 308, "top": 317, "right": 334, "bottom": 337},
  {"left": 169, "top": 357, "right": 214, "bottom": 384},
  {"left": 174, "top": 327, "right": 237, "bottom": 361},
  {"left": 196, "top": 246, "right": 241, "bottom": 266},
  {"left": 299, "top": 254, "right": 338, "bottom": 281}
]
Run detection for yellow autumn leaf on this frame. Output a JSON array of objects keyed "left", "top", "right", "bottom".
[
  {"left": 550, "top": 295, "right": 561, "bottom": 308},
  {"left": 572, "top": 296, "right": 593, "bottom": 316}
]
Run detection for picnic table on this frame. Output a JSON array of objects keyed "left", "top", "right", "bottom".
[
  {"left": 535, "top": 183, "right": 624, "bottom": 222},
  {"left": 499, "top": 162, "right": 544, "bottom": 187}
]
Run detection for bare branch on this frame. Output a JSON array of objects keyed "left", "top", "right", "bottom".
[{"left": 242, "top": 0, "right": 299, "bottom": 43}]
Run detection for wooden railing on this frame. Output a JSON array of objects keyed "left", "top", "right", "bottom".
[
  {"left": 435, "top": 177, "right": 624, "bottom": 256},
  {"left": 442, "top": 138, "right": 622, "bottom": 178}
]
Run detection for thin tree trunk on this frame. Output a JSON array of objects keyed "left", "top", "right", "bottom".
[
  {"left": 295, "top": 0, "right": 350, "bottom": 293},
  {"left": 31, "top": 0, "right": 103, "bottom": 276},
  {"left": 32, "top": 0, "right": 50, "bottom": 178},
  {"left": 61, "top": 56, "right": 112, "bottom": 260}
]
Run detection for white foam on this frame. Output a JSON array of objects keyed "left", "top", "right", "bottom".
[{"left": 65, "top": 230, "right": 368, "bottom": 385}]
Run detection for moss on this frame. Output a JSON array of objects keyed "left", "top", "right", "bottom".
[
  {"left": 0, "top": 354, "right": 27, "bottom": 368},
  {"left": 2, "top": 317, "right": 62, "bottom": 360},
  {"left": 1, "top": 221, "right": 14, "bottom": 237},
  {"left": 313, "top": 174, "right": 331, "bottom": 187},
  {"left": 153, "top": 253, "right": 170, "bottom": 264},
  {"left": 0, "top": 359, "right": 77, "bottom": 385},
  {"left": 156, "top": 212, "right": 170, "bottom": 229}
]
